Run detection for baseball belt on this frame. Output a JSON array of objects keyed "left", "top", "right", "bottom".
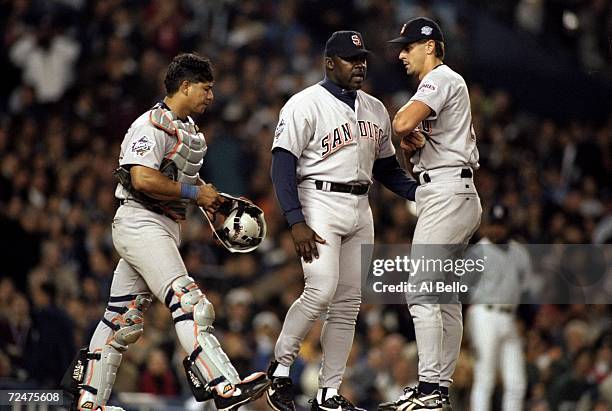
[{"left": 314, "top": 180, "right": 370, "bottom": 195}]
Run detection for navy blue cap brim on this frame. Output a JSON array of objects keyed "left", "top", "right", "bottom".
[
  {"left": 388, "top": 35, "right": 422, "bottom": 44},
  {"left": 327, "top": 49, "right": 371, "bottom": 58}
]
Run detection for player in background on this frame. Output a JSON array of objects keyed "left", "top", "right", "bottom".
[
  {"left": 468, "top": 205, "right": 528, "bottom": 411},
  {"left": 379, "top": 17, "right": 482, "bottom": 411},
  {"left": 61, "top": 53, "right": 269, "bottom": 411},
  {"left": 268, "top": 31, "right": 419, "bottom": 411}
]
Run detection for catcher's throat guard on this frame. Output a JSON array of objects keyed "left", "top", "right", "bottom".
[{"left": 201, "top": 193, "right": 266, "bottom": 253}]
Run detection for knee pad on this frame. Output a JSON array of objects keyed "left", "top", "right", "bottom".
[
  {"left": 166, "top": 276, "right": 216, "bottom": 329},
  {"left": 62, "top": 293, "right": 151, "bottom": 409},
  {"left": 165, "top": 276, "right": 204, "bottom": 324},
  {"left": 104, "top": 293, "right": 152, "bottom": 350}
]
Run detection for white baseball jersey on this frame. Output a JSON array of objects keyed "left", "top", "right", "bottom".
[
  {"left": 115, "top": 108, "right": 207, "bottom": 200},
  {"left": 409, "top": 65, "right": 479, "bottom": 173},
  {"left": 272, "top": 84, "right": 395, "bottom": 184},
  {"left": 469, "top": 238, "right": 532, "bottom": 307}
]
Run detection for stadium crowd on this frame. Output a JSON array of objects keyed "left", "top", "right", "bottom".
[{"left": 0, "top": 1, "right": 610, "bottom": 410}]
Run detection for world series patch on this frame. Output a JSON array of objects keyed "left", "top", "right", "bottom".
[
  {"left": 131, "top": 136, "right": 155, "bottom": 156},
  {"left": 417, "top": 79, "right": 438, "bottom": 95},
  {"left": 274, "top": 118, "right": 286, "bottom": 141}
]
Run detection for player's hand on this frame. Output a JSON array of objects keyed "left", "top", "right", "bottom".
[
  {"left": 196, "top": 183, "right": 222, "bottom": 213},
  {"left": 400, "top": 130, "right": 426, "bottom": 152},
  {"left": 290, "top": 222, "right": 326, "bottom": 263}
]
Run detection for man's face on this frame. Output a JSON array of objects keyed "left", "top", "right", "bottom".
[
  {"left": 328, "top": 54, "right": 367, "bottom": 90},
  {"left": 398, "top": 40, "right": 430, "bottom": 77},
  {"left": 484, "top": 222, "right": 509, "bottom": 243},
  {"left": 186, "top": 81, "right": 214, "bottom": 115}
]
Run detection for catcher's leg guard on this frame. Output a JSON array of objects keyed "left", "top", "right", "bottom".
[
  {"left": 62, "top": 294, "right": 151, "bottom": 410},
  {"left": 166, "top": 276, "right": 241, "bottom": 399}
]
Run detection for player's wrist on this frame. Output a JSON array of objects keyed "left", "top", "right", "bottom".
[
  {"left": 286, "top": 209, "right": 305, "bottom": 227},
  {"left": 180, "top": 183, "right": 200, "bottom": 200}
]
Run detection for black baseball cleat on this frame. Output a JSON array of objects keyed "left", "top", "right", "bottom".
[
  {"left": 213, "top": 372, "right": 270, "bottom": 411},
  {"left": 266, "top": 361, "right": 296, "bottom": 411},
  {"left": 310, "top": 394, "right": 366, "bottom": 411},
  {"left": 377, "top": 386, "right": 443, "bottom": 411}
]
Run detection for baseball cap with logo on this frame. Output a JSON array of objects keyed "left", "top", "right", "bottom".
[
  {"left": 388, "top": 17, "right": 444, "bottom": 45},
  {"left": 325, "top": 30, "right": 371, "bottom": 58}
]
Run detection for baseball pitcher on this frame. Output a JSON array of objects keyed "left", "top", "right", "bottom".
[{"left": 379, "top": 18, "right": 482, "bottom": 411}]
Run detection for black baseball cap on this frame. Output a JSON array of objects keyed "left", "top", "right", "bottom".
[
  {"left": 388, "top": 17, "right": 444, "bottom": 45},
  {"left": 325, "top": 31, "right": 371, "bottom": 58}
]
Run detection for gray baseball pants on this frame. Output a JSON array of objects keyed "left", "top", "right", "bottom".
[
  {"left": 87, "top": 204, "right": 220, "bottom": 381},
  {"left": 274, "top": 187, "right": 373, "bottom": 389},
  {"left": 410, "top": 168, "right": 482, "bottom": 388}
]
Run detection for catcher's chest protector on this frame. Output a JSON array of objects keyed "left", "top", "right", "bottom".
[{"left": 149, "top": 105, "right": 207, "bottom": 185}]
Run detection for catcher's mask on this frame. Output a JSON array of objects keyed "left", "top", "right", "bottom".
[{"left": 201, "top": 194, "right": 266, "bottom": 253}]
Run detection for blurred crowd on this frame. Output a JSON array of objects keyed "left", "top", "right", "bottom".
[
  {"left": 0, "top": 0, "right": 610, "bottom": 410},
  {"left": 475, "top": 0, "right": 612, "bottom": 80}
]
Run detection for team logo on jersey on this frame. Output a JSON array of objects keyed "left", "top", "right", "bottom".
[
  {"left": 131, "top": 135, "right": 155, "bottom": 156},
  {"left": 321, "top": 122, "right": 353, "bottom": 158},
  {"left": 416, "top": 79, "right": 438, "bottom": 96},
  {"left": 274, "top": 118, "right": 286, "bottom": 141},
  {"left": 351, "top": 34, "right": 362, "bottom": 47},
  {"left": 421, "top": 26, "right": 433, "bottom": 35}
]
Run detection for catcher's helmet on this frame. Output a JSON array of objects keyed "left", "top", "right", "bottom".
[{"left": 216, "top": 200, "right": 266, "bottom": 253}]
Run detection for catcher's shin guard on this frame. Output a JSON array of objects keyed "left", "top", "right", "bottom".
[
  {"left": 169, "top": 276, "right": 241, "bottom": 397},
  {"left": 62, "top": 294, "right": 151, "bottom": 410}
]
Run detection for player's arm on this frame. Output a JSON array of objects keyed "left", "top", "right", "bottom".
[
  {"left": 270, "top": 148, "right": 325, "bottom": 263},
  {"left": 372, "top": 155, "right": 418, "bottom": 201},
  {"left": 130, "top": 165, "right": 220, "bottom": 211},
  {"left": 392, "top": 100, "right": 431, "bottom": 137}
]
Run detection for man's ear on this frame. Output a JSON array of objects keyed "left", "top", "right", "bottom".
[
  {"left": 426, "top": 40, "right": 436, "bottom": 55},
  {"left": 325, "top": 57, "right": 334, "bottom": 70},
  {"left": 181, "top": 80, "right": 191, "bottom": 95}
]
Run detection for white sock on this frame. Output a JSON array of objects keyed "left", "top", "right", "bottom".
[
  {"left": 272, "top": 363, "right": 290, "bottom": 377},
  {"left": 317, "top": 388, "right": 338, "bottom": 403}
]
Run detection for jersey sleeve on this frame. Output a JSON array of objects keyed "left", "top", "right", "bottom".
[
  {"left": 271, "top": 101, "right": 313, "bottom": 158},
  {"left": 119, "top": 123, "right": 167, "bottom": 170},
  {"left": 410, "top": 71, "right": 451, "bottom": 119},
  {"left": 376, "top": 106, "right": 396, "bottom": 159}
]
